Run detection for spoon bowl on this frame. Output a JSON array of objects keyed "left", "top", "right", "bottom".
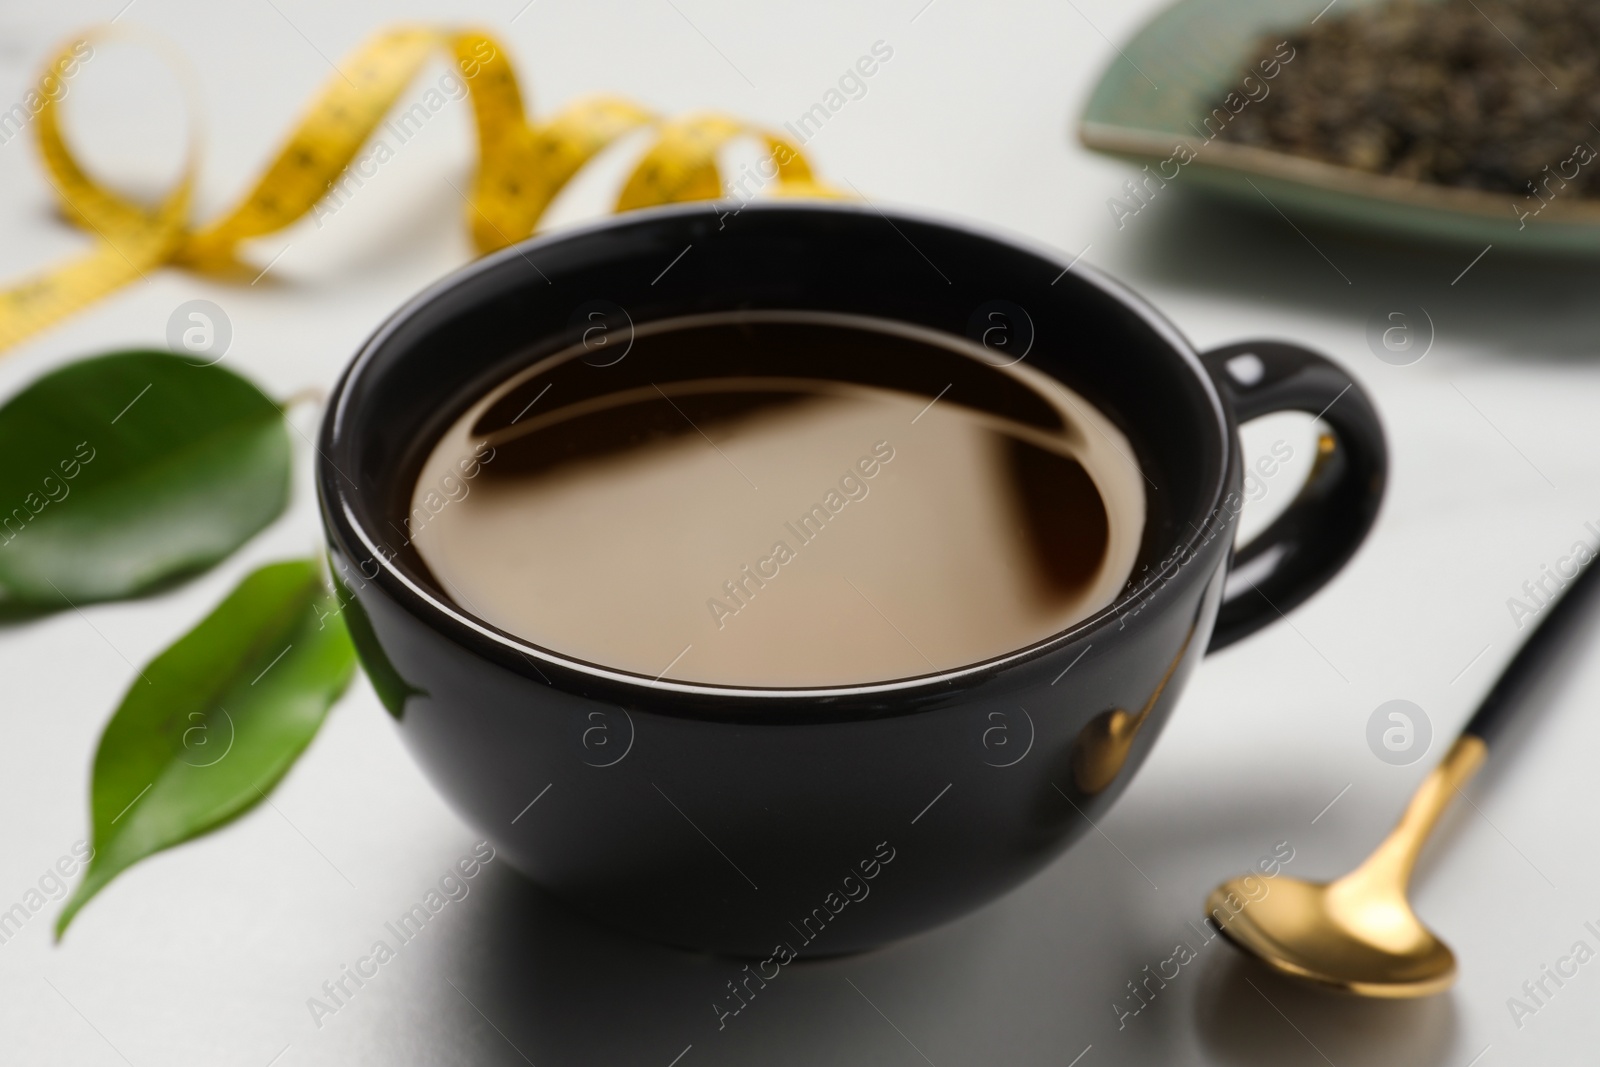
[
  {"left": 1207, "top": 872, "right": 1456, "bottom": 997},
  {"left": 1207, "top": 735, "right": 1484, "bottom": 998}
]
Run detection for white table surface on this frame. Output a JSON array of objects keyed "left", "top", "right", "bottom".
[{"left": 4, "top": 1, "right": 1598, "bottom": 1064}]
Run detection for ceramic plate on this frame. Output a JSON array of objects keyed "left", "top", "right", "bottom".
[{"left": 1079, "top": 0, "right": 1600, "bottom": 254}]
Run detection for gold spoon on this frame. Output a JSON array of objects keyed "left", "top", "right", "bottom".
[
  {"left": 1207, "top": 553, "right": 1600, "bottom": 997},
  {"left": 1206, "top": 735, "right": 1482, "bottom": 997}
]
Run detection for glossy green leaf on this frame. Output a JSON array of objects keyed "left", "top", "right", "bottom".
[
  {"left": 0, "top": 350, "right": 290, "bottom": 611},
  {"left": 57, "top": 560, "right": 357, "bottom": 937}
]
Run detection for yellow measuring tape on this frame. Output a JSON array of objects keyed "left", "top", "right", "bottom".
[{"left": 0, "top": 25, "right": 840, "bottom": 354}]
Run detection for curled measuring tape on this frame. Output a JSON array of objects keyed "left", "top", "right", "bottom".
[{"left": 0, "top": 24, "right": 840, "bottom": 353}]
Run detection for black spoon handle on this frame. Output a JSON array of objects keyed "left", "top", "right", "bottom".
[{"left": 1462, "top": 551, "right": 1600, "bottom": 746}]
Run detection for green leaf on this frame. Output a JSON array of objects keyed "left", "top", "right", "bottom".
[
  {"left": 57, "top": 560, "right": 357, "bottom": 938},
  {"left": 0, "top": 350, "right": 290, "bottom": 611}
]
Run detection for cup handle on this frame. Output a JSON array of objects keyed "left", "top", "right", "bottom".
[{"left": 1198, "top": 340, "right": 1388, "bottom": 653}]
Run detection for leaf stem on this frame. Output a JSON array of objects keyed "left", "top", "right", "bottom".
[{"left": 280, "top": 386, "right": 326, "bottom": 413}]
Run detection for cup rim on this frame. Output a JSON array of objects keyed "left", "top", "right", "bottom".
[{"left": 320, "top": 199, "right": 1235, "bottom": 703}]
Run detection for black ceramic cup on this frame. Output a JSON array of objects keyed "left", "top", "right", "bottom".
[{"left": 317, "top": 202, "right": 1386, "bottom": 957}]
